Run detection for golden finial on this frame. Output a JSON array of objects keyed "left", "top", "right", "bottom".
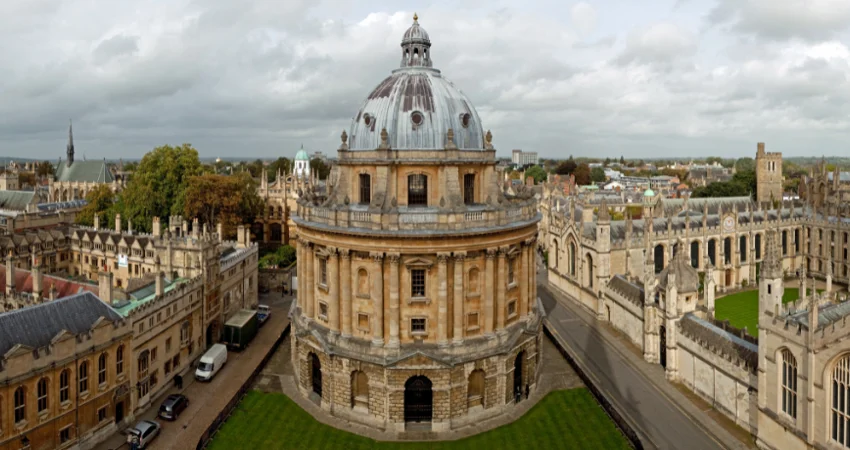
[{"left": 413, "top": 12, "right": 418, "bottom": 22}]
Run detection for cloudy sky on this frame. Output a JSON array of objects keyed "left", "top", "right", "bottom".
[{"left": 1, "top": 0, "right": 848, "bottom": 161}]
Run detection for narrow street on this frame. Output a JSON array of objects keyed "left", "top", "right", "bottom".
[{"left": 93, "top": 292, "right": 292, "bottom": 450}]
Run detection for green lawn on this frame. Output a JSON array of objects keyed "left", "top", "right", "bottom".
[
  {"left": 207, "top": 389, "right": 631, "bottom": 450},
  {"left": 715, "top": 287, "right": 818, "bottom": 337}
]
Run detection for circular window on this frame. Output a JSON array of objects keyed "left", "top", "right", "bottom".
[
  {"left": 411, "top": 111, "right": 424, "bottom": 126},
  {"left": 363, "top": 114, "right": 371, "bottom": 126},
  {"left": 461, "top": 113, "right": 471, "bottom": 128}
]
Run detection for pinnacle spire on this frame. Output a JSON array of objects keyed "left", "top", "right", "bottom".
[{"left": 66, "top": 120, "right": 75, "bottom": 167}]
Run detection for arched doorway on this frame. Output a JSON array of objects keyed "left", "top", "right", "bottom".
[
  {"left": 404, "top": 376, "right": 432, "bottom": 424},
  {"left": 513, "top": 351, "right": 524, "bottom": 403},
  {"left": 310, "top": 353, "right": 322, "bottom": 397},
  {"left": 659, "top": 326, "right": 667, "bottom": 368},
  {"left": 206, "top": 320, "right": 220, "bottom": 347}
]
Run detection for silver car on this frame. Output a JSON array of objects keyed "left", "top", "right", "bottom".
[{"left": 126, "top": 419, "right": 161, "bottom": 449}]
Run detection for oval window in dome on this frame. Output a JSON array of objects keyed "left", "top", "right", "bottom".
[
  {"left": 411, "top": 111, "right": 424, "bottom": 126},
  {"left": 363, "top": 114, "right": 371, "bottom": 126},
  {"left": 461, "top": 113, "right": 471, "bottom": 128}
]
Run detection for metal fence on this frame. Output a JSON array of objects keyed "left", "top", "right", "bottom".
[
  {"left": 196, "top": 324, "right": 291, "bottom": 450},
  {"left": 543, "top": 325, "right": 644, "bottom": 450}
]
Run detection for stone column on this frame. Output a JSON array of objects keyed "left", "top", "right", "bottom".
[
  {"left": 263, "top": 223, "right": 270, "bottom": 244},
  {"left": 484, "top": 249, "right": 496, "bottom": 335},
  {"left": 340, "top": 249, "right": 352, "bottom": 337},
  {"left": 452, "top": 252, "right": 465, "bottom": 344},
  {"left": 437, "top": 253, "right": 450, "bottom": 346},
  {"left": 371, "top": 253, "right": 384, "bottom": 346},
  {"left": 520, "top": 241, "right": 529, "bottom": 319},
  {"left": 388, "top": 253, "right": 401, "bottom": 348},
  {"left": 496, "top": 248, "right": 507, "bottom": 330},
  {"left": 328, "top": 247, "right": 340, "bottom": 334},
  {"left": 304, "top": 241, "right": 315, "bottom": 319},
  {"left": 530, "top": 238, "right": 538, "bottom": 315}
]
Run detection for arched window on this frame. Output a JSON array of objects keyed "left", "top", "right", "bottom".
[
  {"left": 59, "top": 369, "right": 70, "bottom": 403},
  {"left": 350, "top": 370, "right": 369, "bottom": 409},
  {"left": 37, "top": 378, "right": 48, "bottom": 413},
  {"left": 782, "top": 230, "right": 788, "bottom": 255},
  {"left": 552, "top": 239, "right": 559, "bottom": 269},
  {"left": 357, "top": 269, "right": 369, "bottom": 297},
  {"left": 116, "top": 345, "right": 125, "bottom": 375},
  {"left": 724, "top": 238, "right": 732, "bottom": 264},
  {"left": 690, "top": 241, "right": 700, "bottom": 268},
  {"left": 568, "top": 242, "right": 576, "bottom": 276},
  {"left": 708, "top": 240, "right": 716, "bottom": 266},
  {"left": 407, "top": 174, "right": 428, "bottom": 206},
  {"left": 463, "top": 173, "right": 475, "bottom": 205},
  {"left": 359, "top": 173, "right": 371, "bottom": 205},
  {"left": 14, "top": 386, "right": 25, "bottom": 423},
  {"left": 654, "top": 245, "right": 665, "bottom": 274},
  {"left": 781, "top": 349, "right": 797, "bottom": 419},
  {"left": 794, "top": 229, "right": 800, "bottom": 253},
  {"left": 467, "top": 369, "right": 485, "bottom": 408},
  {"left": 585, "top": 254, "right": 594, "bottom": 289},
  {"left": 739, "top": 236, "right": 747, "bottom": 263},
  {"left": 98, "top": 353, "right": 108, "bottom": 385},
  {"left": 79, "top": 361, "right": 89, "bottom": 394},
  {"left": 833, "top": 355, "right": 850, "bottom": 447},
  {"left": 755, "top": 233, "right": 762, "bottom": 259}
]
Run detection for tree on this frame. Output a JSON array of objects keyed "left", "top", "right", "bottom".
[
  {"left": 259, "top": 244, "right": 297, "bottom": 269},
  {"left": 734, "top": 157, "right": 755, "bottom": 173},
  {"left": 36, "top": 161, "right": 55, "bottom": 178},
  {"left": 554, "top": 160, "right": 577, "bottom": 175},
  {"left": 590, "top": 167, "right": 606, "bottom": 183},
  {"left": 266, "top": 157, "right": 292, "bottom": 181},
  {"left": 246, "top": 159, "right": 265, "bottom": 178},
  {"left": 310, "top": 158, "right": 331, "bottom": 180},
  {"left": 183, "top": 172, "right": 263, "bottom": 239},
  {"left": 619, "top": 155, "right": 625, "bottom": 165},
  {"left": 691, "top": 169, "right": 757, "bottom": 199},
  {"left": 525, "top": 165, "right": 547, "bottom": 183},
  {"left": 17, "top": 172, "right": 36, "bottom": 189},
  {"left": 75, "top": 185, "right": 116, "bottom": 227},
  {"left": 116, "top": 144, "right": 203, "bottom": 232},
  {"left": 574, "top": 163, "right": 591, "bottom": 185}
]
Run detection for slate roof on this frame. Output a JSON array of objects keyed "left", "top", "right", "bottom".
[
  {"left": 54, "top": 160, "right": 114, "bottom": 183},
  {"left": 0, "top": 191, "right": 37, "bottom": 211},
  {"left": 607, "top": 275, "right": 644, "bottom": 306},
  {"left": 0, "top": 291, "right": 123, "bottom": 357},
  {"left": 657, "top": 249, "right": 700, "bottom": 293},
  {"left": 786, "top": 301, "right": 850, "bottom": 329},
  {"left": 678, "top": 314, "right": 758, "bottom": 372}
]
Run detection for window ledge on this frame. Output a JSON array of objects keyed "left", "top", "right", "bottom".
[
  {"left": 99, "top": 382, "right": 108, "bottom": 392},
  {"left": 466, "top": 325, "right": 480, "bottom": 332},
  {"left": 408, "top": 297, "right": 431, "bottom": 305},
  {"left": 507, "top": 312, "right": 518, "bottom": 321},
  {"left": 507, "top": 282, "right": 518, "bottom": 290},
  {"left": 318, "top": 314, "right": 328, "bottom": 322},
  {"left": 411, "top": 331, "right": 429, "bottom": 338},
  {"left": 14, "top": 419, "right": 28, "bottom": 431},
  {"left": 465, "top": 293, "right": 480, "bottom": 299},
  {"left": 79, "top": 391, "right": 90, "bottom": 401},
  {"left": 60, "top": 400, "right": 72, "bottom": 410},
  {"left": 355, "top": 293, "right": 371, "bottom": 300}
]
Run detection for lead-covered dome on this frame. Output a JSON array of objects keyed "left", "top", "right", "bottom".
[{"left": 346, "top": 14, "right": 485, "bottom": 151}]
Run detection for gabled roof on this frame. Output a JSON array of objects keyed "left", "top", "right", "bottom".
[
  {"left": 54, "top": 160, "right": 115, "bottom": 183},
  {"left": 0, "top": 191, "right": 37, "bottom": 211},
  {"left": 0, "top": 265, "right": 98, "bottom": 299},
  {"left": 0, "top": 292, "right": 123, "bottom": 358}
]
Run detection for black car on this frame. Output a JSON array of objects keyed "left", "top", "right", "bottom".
[{"left": 158, "top": 394, "right": 189, "bottom": 421}]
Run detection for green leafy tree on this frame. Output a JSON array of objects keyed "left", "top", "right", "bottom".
[
  {"left": 590, "top": 167, "right": 606, "bottom": 183},
  {"left": 75, "top": 185, "right": 116, "bottom": 227},
  {"left": 266, "top": 158, "right": 292, "bottom": 181},
  {"left": 525, "top": 165, "right": 547, "bottom": 183},
  {"left": 246, "top": 159, "right": 265, "bottom": 178},
  {"left": 116, "top": 144, "right": 203, "bottom": 232},
  {"left": 183, "top": 172, "right": 263, "bottom": 239},
  {"left": 734, "top": 157, "right": 755, "bottom": 173},
  {"left": 310, "top": 158, "right": 331, "bottom": 180},
  {"left": 619, "top": 155, "right": 625, "bottom": 165},
  {"left": 259, "top": 244, "right": 297, "bottom": 268},
  {"left": 37, "top": 161, "right": 55, "bottom": 178}
]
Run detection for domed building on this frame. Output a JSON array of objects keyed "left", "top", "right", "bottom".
[
  {"left": 290, "top": 14, "right": 542, "bottom": 432},
  {"left": 294, "top": 144, "right": 311, "bottom": 180}
]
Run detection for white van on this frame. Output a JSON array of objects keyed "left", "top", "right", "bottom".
[{"left": 195, "top": 344, "right": 227, "bottom": 381}]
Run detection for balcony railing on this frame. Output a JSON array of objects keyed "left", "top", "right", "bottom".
[{"left": 296, "top": 200, "right": 538, "bottom": 233}]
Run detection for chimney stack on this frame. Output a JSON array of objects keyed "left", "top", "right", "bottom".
[
  {"left": 182, "top": 219, "right": 189, "bottom": 237},
  {"left": 49, "top": 282, "right": 57, "bottom": 301},
  {"left": 115, "top": 214, "right": 122, "bottom": 234},
  {"left": 237, "top": 225, "right": 247, "bottom": 248},
  {"left": 5, "top": 250, "right": 15, "bottom": 295},
  {"left": 155, "top": 257, "right": 164, "bottom": 297},
  {"left": 192, "top": 218, "right": 200, "bottom": 239},
  {"left": 32, "top": 257, "right": 43, "bottom": 302},
  {"left": 94, "top": 214, "right": 100, "bottom": 230},
  {"left": 127, "top": 218, "right": 133, "bottom": 235},
  {"left": 217, "top": 223, "right": 223, "bottom": 243},
  {"left": 98, "top": 270, "right": 113, "bottom": 305},
  {"left": 152, "top": 217, "right": 161, "bottom": 238}
]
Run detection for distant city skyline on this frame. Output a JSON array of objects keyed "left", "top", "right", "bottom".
[{"left": 0, "top": 1, "right": 848, "bottom": 160}]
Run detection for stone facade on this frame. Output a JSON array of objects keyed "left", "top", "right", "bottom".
[
  {"left": 755, "top": 142, "right": 783, "bottom": 204},
  {"left": 290, "top": 15, "right": 543, "bottom": 433}
]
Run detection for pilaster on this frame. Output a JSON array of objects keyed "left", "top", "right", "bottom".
[
  {"left": 452, "top": 252, "right": 465, "bottom": 344},
  {"left": 484, "top": 249, "right": 496, "bottom": 336},
  {"left": 371, "top": 252, "right": 385, "bottom": 346},
  {"left": 328, "top": 247, "right": 340, "bottom": 335},
  {"left": 496, "top": 247, "right": 507, "bottom": 331},
  {"left": 437, "top": 253, "right": 450, "bottom": 346},
  {"left": 340, "top": 249, "right": 352, "bottom": 337},
  {"left": 388, "top": 253, "right": 401, "bottom": 348}
]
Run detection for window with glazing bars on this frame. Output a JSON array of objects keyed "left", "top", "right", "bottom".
[
  {"left": 319, "top": 258, "right": 328, "bottom": 285},
  {"left": 463, "top": 173, "right": 475, "bottom": 204},
  {"left": 411, "top": 269, "right": 425, "bottom": 297},
  {"left": 359, "top": 174, "right": 371, "bottom": 205},
  {"left": 408, "top": 174, "right": 428, "bottom": 206},
  {"left": 411, "top": 318, "right": 426, "bottom": 333}
]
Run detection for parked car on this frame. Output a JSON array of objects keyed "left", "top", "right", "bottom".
[
  {"left": 158, "top": 394, "right": 189, "bottom": 421},
  {"left": 195, "top": 343, "right": 228, "bottom": 381},
  {"left": 126, "top": 420, "right": 161, "bottom": 449},
  {"left": 257, "top": 304, "right": 271, "bottom": 326}
]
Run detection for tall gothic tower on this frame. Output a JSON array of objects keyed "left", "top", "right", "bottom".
[{"left": 755, "top": 142, "right": 782, "bottom": 204}]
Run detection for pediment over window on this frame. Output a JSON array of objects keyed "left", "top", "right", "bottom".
[{"left": 404, "top": 257, "right": 434, "bottom": 268}]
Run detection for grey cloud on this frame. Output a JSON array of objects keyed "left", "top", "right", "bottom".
[
  {"left": 92, "top": 34, "right": 139, "bottom": 65},
  {"left": 706, "top": 0, "right": 850, "bottom": 42}
]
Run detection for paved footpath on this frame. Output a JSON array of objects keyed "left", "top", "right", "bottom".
[
  {"left": 94, "top": 294, "right": 292, "bottom": 450},
  {"left": 541, "top": 278, "right": 752, "bottom": 450}
]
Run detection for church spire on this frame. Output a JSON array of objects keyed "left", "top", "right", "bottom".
[{"left": 66, "top": 120, "right": 75, "bottom": 168}]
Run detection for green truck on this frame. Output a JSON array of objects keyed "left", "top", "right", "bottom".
[{"left": 222, "top": 309, "right": 258, "bottom": 351}]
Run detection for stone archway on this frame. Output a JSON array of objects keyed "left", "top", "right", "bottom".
[
  {"left": 513, "top": 351, "right": 525, "bottom": 403},
  {"left": 659, "top": 326, "right": 667, "bottom": 368},
  {"left": 467, "top": 369, "right": 485, "bottom": 409},
  {"left": 310, "top": 353, "right": 322, "bottom": 397},
  {"left": 205, "top": 320, "right": 221, "bottom": 347},
  {"left": 404, "top": 375, "right": 432, "bottom": 424}
]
